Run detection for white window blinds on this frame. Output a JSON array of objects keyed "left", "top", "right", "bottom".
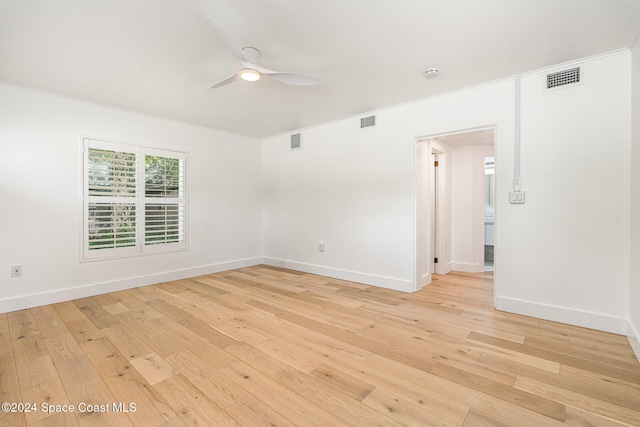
[
  {"left": 83, "top": 138, "right": 186, "bottom": 260},
  {"left": 144, "top": 151, "right": 185, "bottom": 246},
  {"left": 86, "top": 147, "right": 137, "bottom": 252}
]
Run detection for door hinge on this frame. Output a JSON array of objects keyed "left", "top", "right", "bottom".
[
  {"left": 434, "top": 161, "right": 439, "bottom": 167},
  {"left": 434, "top": 257, "right": 438, "bottom": 263}
]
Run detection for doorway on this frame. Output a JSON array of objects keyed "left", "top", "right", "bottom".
[
  {"left": 415, "top": 127, "right": 495, "bottom": 291},
  {"left": 484, "top": 156, "right": 495, "bottom": 271}
]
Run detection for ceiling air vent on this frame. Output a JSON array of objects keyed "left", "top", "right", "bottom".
[
  {"left": 546, "top": 66, "right": 581, "bottom": 89},
  {"left": 290, "top": 133, "right": 302, "bottom": 150},
  {"left": 360, "top": 115, "right": 376, "bottom": 129}
]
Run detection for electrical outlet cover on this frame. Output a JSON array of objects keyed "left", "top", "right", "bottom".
[{"left": 11, "top": 265, "right": 22, "bottom": 277}]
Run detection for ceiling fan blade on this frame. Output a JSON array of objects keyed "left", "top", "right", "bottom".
[
  {"left": 203, "top": 20, "right": 320, "bottom": 89},
  {"left": 211, "top": 72, "right": 240, "bottom": 89},
  {"left": 267, "top": 72, "right": 321, "bottom": 86},
  {"left": 245, "top": 62, "right": 320, "bottom": 86},
  {"left": 205, "top": 16, "right": 244, "bottom": 64}
]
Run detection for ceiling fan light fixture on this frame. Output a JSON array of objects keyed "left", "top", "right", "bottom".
[{"left": 240, "top": 68, "right": 261, "bottom": 82}]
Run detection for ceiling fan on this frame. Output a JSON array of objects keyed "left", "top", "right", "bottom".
[{"left": 206, "top": 16, "right": 321, "bottom": 89}]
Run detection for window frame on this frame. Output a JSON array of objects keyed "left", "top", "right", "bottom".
[{"left": 81, "top": 137, "right": 187, "bottom": 261}]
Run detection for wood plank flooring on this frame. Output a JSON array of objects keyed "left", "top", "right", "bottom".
[{"left": 1, "top": 266, "right": 639, "bottom": 426}]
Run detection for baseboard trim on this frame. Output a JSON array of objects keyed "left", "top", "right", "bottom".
[
  {"left": 628, "top": 319, "right": 640, "bottom": 362},
  {"left": 417, "top": 273, "right": 432, "bottom": 291},
  {"left": 0, "top": 257, "right": 263, "bottom": 314},
  {"left": 451, "top": 262, "right": 484, "bottom": 273},
  {"left": 495, "top": 296, "right": 629, "bottom": 335},
  {"left": 263, "top": 257, "right": 414, "bottom": 292}
]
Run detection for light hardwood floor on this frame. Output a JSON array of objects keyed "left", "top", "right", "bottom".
[{"left": 1, "top": 266, "right": 639, "bottom": 426}]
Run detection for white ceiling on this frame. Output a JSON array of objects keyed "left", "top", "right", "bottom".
[{"left": 1, "top": 0, "right": 639, "bottom": 139}]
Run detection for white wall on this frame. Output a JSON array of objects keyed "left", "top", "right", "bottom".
[
  {"left": 0, "top": 83, "right": 263, "bottom": 311},
  {"left": 261, "top": 117, "right": 417, "bottom": 290},
  {"left": 263, "top": 51, "right": 632, "bottom": 334},
  {"left": 630, "top": 36, "right": 640, "bottom": 354},
  {"left": 495, "top": 52, "right": 632, "bottom": 333},
  {"left": 263, "top": 80, "right": 515, "bottom": 292}
]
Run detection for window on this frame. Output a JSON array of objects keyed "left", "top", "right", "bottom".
[{"left": 83, "top": 138, "right": 186, "bottom": 260}]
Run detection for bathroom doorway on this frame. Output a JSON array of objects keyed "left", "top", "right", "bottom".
[{"left": 484, "top": 156, "right": 495, "bottom": 272}]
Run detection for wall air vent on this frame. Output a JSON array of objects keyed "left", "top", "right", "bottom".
[
  {"left": 290, "top": 133, "right": 302, "bottom": 150},
  {"left": 360, "top": 115, "right": 376, "bottom": 129},
  {"left": 546, "top": 66, "right": 581, "bottom": 89}
]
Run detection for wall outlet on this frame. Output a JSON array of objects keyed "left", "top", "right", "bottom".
[
  {"left": 509, "top": 191, "right": 526, "bottom": 204},
  {"left": 11, "top": 265, "right": 22, "bottom": 277},
  {"left": 319, "top": 242, "right": 325, "bottom": 252}
]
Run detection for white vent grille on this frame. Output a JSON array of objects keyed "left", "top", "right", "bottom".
[
  {"left": 290, "top": 133, "right": 302, "bottom": 150},
  {"left": 360, "top": 115, "right": 376, "bottom": 129},
  {"left": 547, "top": 67, "right": 581, "bottom": 89}
]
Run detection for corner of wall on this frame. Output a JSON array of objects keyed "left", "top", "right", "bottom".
[
  {"left": 630, "top": 22, "right": 640, "bottom": 364},
  {"left": 628, "top": 319, "right": 640, "bottom": 362}
]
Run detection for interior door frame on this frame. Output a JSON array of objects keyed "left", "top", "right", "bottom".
[
  {"left": 430, "top": 147, "right": 444, "bottom": 276},
  {"left": 414, "top": 139, "right": 448, "bottom": 291}
]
